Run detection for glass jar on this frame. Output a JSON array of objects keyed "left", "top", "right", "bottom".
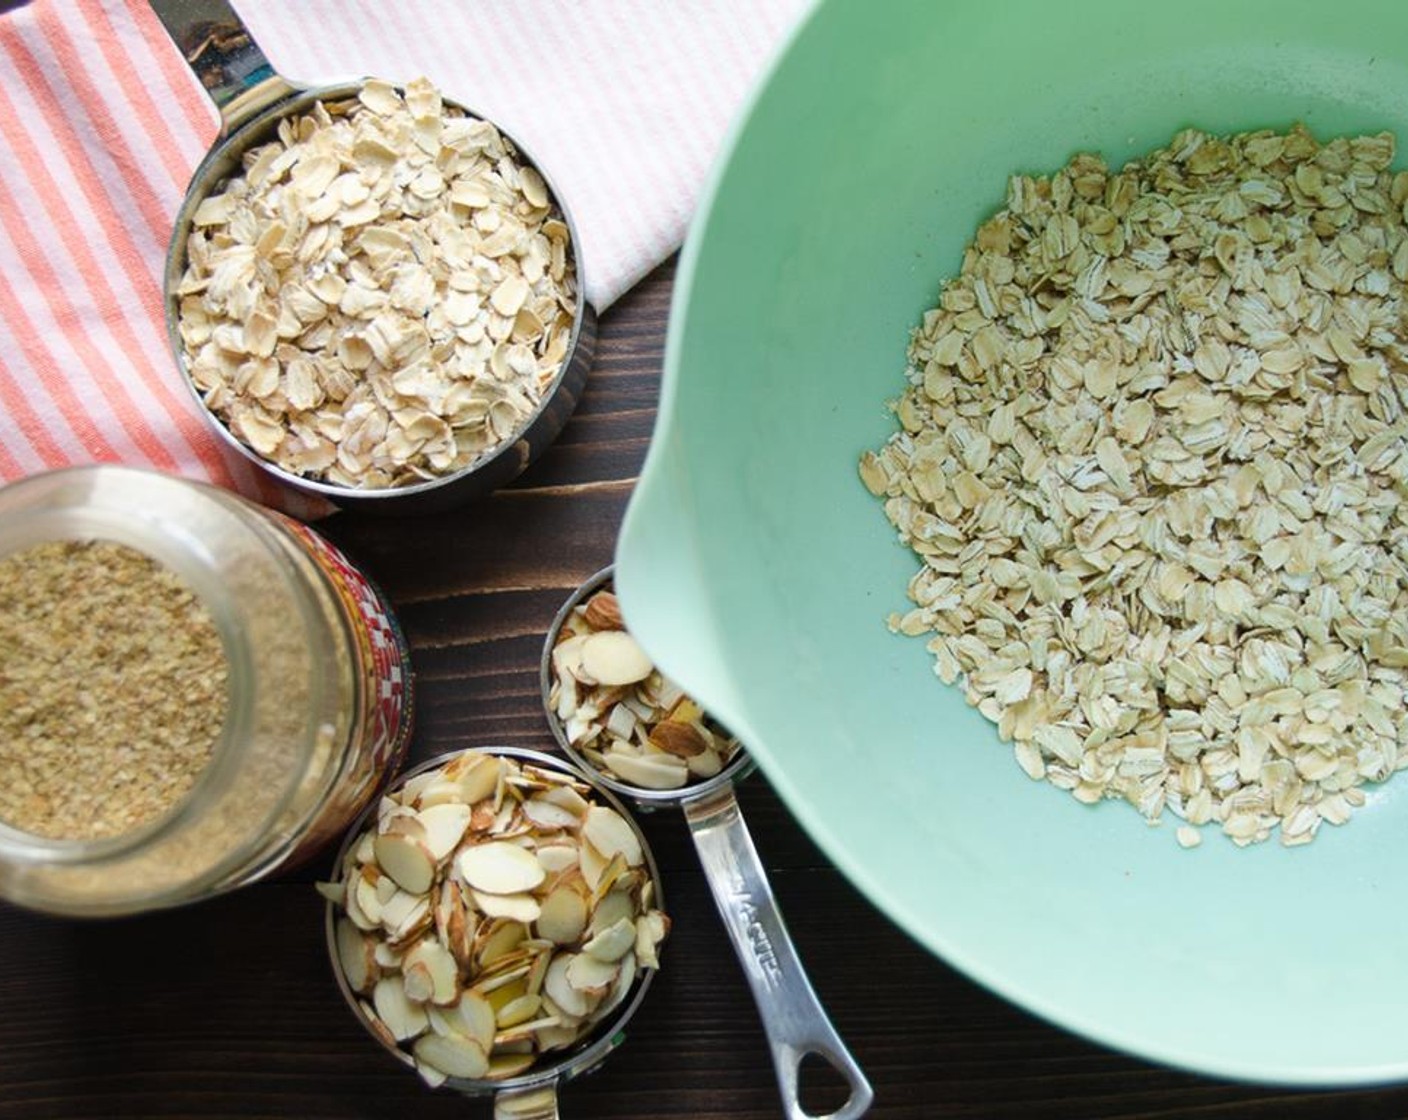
[{"left": 0, "top": 465, "right": 413, "bottom": 917}]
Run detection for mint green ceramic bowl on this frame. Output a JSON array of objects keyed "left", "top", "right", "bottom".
[{"left": 616, "top": 0, "right": 1408, "bottom": 1086}]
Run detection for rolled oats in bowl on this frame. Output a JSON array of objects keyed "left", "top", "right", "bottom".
[
  {"left": 861, "top": 125, "right": 1408, "bottom": 849},
  {"left": 173, "top": 77, "right": 581, "bottom": 495}
]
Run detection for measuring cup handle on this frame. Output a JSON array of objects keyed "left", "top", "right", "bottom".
[
  {"left": 683, "top": 785, "right": 873, "bottom": 1120},
  {"left": 148, "top": 0, "right": 295, "bottom": 132}
]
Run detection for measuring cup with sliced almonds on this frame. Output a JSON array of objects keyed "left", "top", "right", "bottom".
[
  {"left": 542, "top": 566, "right": 873, "bottom": 1120},
  {"left": 321, "top": 746, "right": 667, "bottom": 1118},
  {"left": 150, "top": 1, "right": 594, "bottom": 513}
]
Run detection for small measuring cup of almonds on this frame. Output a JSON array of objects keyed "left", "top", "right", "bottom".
[
  {"left": 320, "top": 746, "right": 666, "bottom": 1118},
  {"left": 151, "top": 0, "right": 593, "bottom": 513},
  {"left": 542, "top": 567, "right": 873, "bottom": 1120}
]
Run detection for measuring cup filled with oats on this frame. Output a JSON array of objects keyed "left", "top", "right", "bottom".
[
  {"left": 321, "top": 747, "right": 668, "bottom": 1115},
  {"left": 151, "top": 0, "right": 593, "bottom": 513},
  {"left": 0, "top": 465, "right": 413, "bottom": 917},
  {"left": 542, "top": 567, "right": 874, "bottom": 1120}
]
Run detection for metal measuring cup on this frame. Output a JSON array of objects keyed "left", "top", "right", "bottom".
[
  {"left": 541, "top": 566, "right": 874, "bottom": 1120},
  {"left": 150, "top": 1, "right": 595, "bottom": 514},
  {"left": 324, "top": 745, "right": 666, "bottom": 1120}
]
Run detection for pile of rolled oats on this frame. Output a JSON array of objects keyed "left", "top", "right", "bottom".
[
  {"left": 322, "top": 751, "right": 667, "bottom": 1086},
  {"left": 175, "top": 77, "right": 577, "bottom": 489},
  {"left": 860, "top": 126, "right": 1408, "bottom": 848}
]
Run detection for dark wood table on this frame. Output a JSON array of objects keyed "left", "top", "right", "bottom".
[{"left": 5, "top": 259, "right": 1408, "bottom": 1119}]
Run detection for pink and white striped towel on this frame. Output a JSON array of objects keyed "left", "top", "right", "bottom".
[{"left": 0, "top": 0, "right": 808, "bottom": 503}]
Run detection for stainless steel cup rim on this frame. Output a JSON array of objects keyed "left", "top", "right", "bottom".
[
  {"left": 162, "top": 76, "right": 593, "bottom": 507},
  {"left": 539, "top": 565, "right": 756, "bottom": 809},
  {"left": 322, "top": 744, "right": 662, "bottom": 1100}
]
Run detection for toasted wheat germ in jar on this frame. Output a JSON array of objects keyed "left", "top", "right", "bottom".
[{"left": 0, "top": 539, "right": 227, "bottom": 840}]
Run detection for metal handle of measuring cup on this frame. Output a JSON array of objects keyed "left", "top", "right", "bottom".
[
  {"left": 148, "top": 0, "right": 295, "bottom": 132},
  {"left": 683, "top": 784, "right": 873, "bottom": 1120}
]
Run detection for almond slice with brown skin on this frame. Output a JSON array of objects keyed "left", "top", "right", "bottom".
[
  {"left": 647, "top": 720, "right": 708, "bottom": 758},
  {"left": 581, "top": 590, "right": 624, "bottom": 631}
]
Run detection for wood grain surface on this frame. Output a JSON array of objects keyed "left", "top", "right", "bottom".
[{"left": 6, "top": 259, "right": 1408, "bottom": 1120}]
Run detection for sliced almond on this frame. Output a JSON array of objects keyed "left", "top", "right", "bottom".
[
  {"left": 344, "top": 872, "right": 377, "bottom": 932},
  {"left": 636, "top": 910, "right": 670, "bottom": 969},
  {"left": 496, "top": 992, "right": 542, "bottom": 1029},
  {"left": 535, "top": 843, "right": 579, "bottom": 873},
  {"left": 599, "top": 950, "right": 638, "bottom": 1018},
  {"left": 536, "top": 885, "right": 589, "bottom": 945},
  {"left": 577, "top": 838, "right": 608, "bottom": 892},
  {"left": 417, "top": 802, "right": 472, "bottom": 860},
  {"left": 565, "top": 951, "right": 619, "bottom": 997},
  {"left": 415, "top": 1059, "right": 449, "bottom": 1089},
  {"left": 335, "top": 918, "right": 379, "bottom": 994},
  {"left": 373, "top": 941, "right": 404, "bottom": 970},
  {"left": 375, "top": 831, "right": 436, "bottom": 895},
  {"left": 470, "top": 889, "right": 542, "bottom": 924},
  {"left": 404, "top": 938, "right": 460, "bottom": 1005},
  {"left": 522, "top": 796, "right": 581, "bottom": 831},
  {"left": 542, "top": 954, "right": 592, "bottom": 1018},
  {"left": 355, "top": 873, "right": 385, "bottom": 925},
  {"left": 412, "top": 1032, "right": 489, "bottom": 1080},
  {"left": 582, "top": 916, "right": 637, "bottom": 963},
  {"left": 378, "top": 888, "right": 422, "bottom": 932},
  {"left": 403, "top": 960, "right": 435, "bottom": 1004},
  {"left": 602, "top": 749, "right": 689, "bottom": 790},
  {"left": 686, "top": 747, "right": 724, "bottom": 780},
  {"left": 446, "top": 990, "right": 497, "bottom": 1052},
  {"left": 387, "top": 895, "right": 433, "bottom": 945},
  {"left": 582, "top": 806, "right": 643, "bottom": 868},
  {"left": 495, "top": 1013, "right": 562, "bottom": 1048},
  {"left": 578, "top": 631, "right": 654, "bottom": 687},
  {"left": 484, "top": 1051, "right": 537, "bottom": 1081},
  {"left": 581, "top": 591, "right": 624, "bottom": 631},
  {"left": 588, "top": 889, "right": 635, "bottom": 938},
  {"left": 373, "top": 975, "right": 429, "bottom": 1042},
  {"left": 457, "top": 841, "right": 547, "bottom": 895},
  {"left": 476, "top": 919, "right": 528, "bottom": 968},
  {"left": 535, "top": 1021, "right": 581, "bottom": 1053},
  {"left": 647, "top": 720, "right": 709, "bottom": 758}
]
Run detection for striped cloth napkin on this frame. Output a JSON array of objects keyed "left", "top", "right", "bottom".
[{"left": 0, "top": 0, "right": 807, "bottom": 502}]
